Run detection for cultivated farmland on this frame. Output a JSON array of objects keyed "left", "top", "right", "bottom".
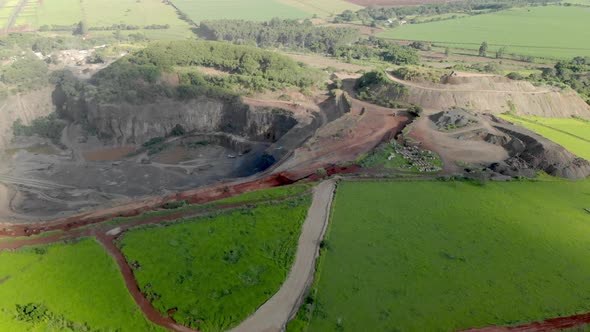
[
  {"left": 301, "top": 180, "right": 590, "bottom": 331},
  {"left": 379, "top": 6, "right": 590, "bottom": 59},
  {"left": 119, "top": 195, "right": 312, "bottom": 331},
  {"left": 500, "top": 114, "right": 590, "bottom": 161},
  {"left": 3, "top": 0, "right": 192, "bottom": 39},
  {"left": 0, "top": 239, "right": 162, "bottom": 331},
  {"left": 169, "top": 0, "right": 360, "bottom": 23}
]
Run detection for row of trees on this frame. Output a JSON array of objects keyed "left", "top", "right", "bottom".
[
  {"left": 334, "top": 0, "right": 555, "bottom": 26},
  {"left": 198, "top": 19, "right": 420, "bottom": 66},
  {"left": 198, "top": 19, "right": 360, "bottom": 54}
]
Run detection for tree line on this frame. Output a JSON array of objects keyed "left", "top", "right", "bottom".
[
  {"left": 198, "top": 18, "right": 360, "bottom": 54},
  {"left": 509, "top": 57, "right": 590, "bottom": 104},
  {"left": 334, "top": 0, "right": 556, "bottom": 26},
  {"left": 198, "top": 19, "right": 420, "bottom": 66}
]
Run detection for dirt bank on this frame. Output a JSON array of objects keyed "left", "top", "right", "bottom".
[
  {"left": 388, "top": 73, "right": 590, "bottom": 119},
  {"left": 0, "top": 87, "right": 55, "bottom": 149},
  {"left": 462, "top": 311, "right": 590, "bottom": 331}
]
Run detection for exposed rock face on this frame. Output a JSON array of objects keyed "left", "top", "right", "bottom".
[
  {"left": 0, "top": 87, "right": 55, "bottom": 149},
  {"left": 80, "top": 97, "right": 297, "bottom": 145},
  {"left": 494, "top": 125, "right": 590, "bottom": 179}
]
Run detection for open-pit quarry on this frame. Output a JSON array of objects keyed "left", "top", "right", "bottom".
[{"left": 2, "top": 68, "right": 590, "bottom": 227}]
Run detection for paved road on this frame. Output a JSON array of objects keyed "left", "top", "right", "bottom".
[{"left": 229, "top": 180, "right": 336, "bottom": 332}]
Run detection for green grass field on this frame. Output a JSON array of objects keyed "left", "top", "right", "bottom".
[
  {"left": 0, "top": 238, "right": 163, "bottom": 332},
  {"left": 300, "top": 180, "right": 590, "bottom": 331},
  {"left": 120, "top": 195, "right": 312, "bottom": 331},
  {"left": 169, "top": 0, "right": 359, "bottom": 23},
  {"left": 379, "top": 6, "right": 590, "bottom": 59},
  {"left": 13, "top": 0, "right": 192, "bottom": 39},
  {"left": 500, "top": 114, "right": 590, "bottom": 161}
]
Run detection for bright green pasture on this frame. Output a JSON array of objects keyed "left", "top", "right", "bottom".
[
  {"left": 0, "top": 238, "right": 162, "bottom": 332},
  {"left": 379, "top": 6, "right": 590, "bottom": 59},
  {"left": 305, "top": 180, "right": 590, "bottom": 331},
  {"left": 500, "top": 114, "right": 590, "bottom": 161},
  {"left": 36, "top": 0, "right": 82, "bottom": 27},
  {"left": 26, "top": 0, "right": 192, "bottom": 39},
  {"left": 120, "top": 195, "right": 312, "bottom": 331}
]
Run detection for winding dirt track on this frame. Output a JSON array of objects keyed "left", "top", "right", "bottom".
[
  {"left": 96, "top": 234, "right": 196, "bottom": 332},
  {"left": 229, "top": 180, "right": 335, "bottom": 332}
]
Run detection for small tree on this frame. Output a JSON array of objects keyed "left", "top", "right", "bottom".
[
  {"left": 478, "top": 41, "right": 488, "bottom": 57},
  {"left": 496, "top": 47, "right": 506, "bottom": 59},
  {"left": 407, "top": 104, "right": 423, "bottom": 117},
  {"left": 74, "top": 20, "right": 88, "bottom": 35}
]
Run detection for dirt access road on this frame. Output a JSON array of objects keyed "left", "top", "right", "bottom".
[{"left": 229, "top": 180, "right": 335, "bottom": 332}]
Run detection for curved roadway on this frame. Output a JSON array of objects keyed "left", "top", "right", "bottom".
[{"left": 229, "top": 180, "right": 335, "bottom": 332}]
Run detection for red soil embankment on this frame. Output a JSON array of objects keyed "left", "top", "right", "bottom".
[
  {"left": 0, "top": 165, "right": 359, "bottom": 239},
  {"left": 463, "top": 312, "right": 590, "bottom": 332}
]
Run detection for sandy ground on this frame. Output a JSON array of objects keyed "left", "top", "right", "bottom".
[
  {"left": 229, "top": 180, "right": 335, "bottom": 332},
  {"left": 409, "top": 113, "right": 509, "bottom": 173}
]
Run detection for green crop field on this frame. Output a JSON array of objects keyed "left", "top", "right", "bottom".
[
  {"left": 120, "top": 195, "right": 312, "bottom": 331},
  {"left": 500, "top": 114, "right": 590, "bottom": 161},
  {"left": 379, "top": 6, "right": 590, "bottom": 59},
  {"left": 13, "top": 0, "right": 192, "bottom": 39},
  {"left": 169, "top": 0, "right": 359, "bottom": 23},
  {"left": 298, "top": 180, "right": 590, "bottom": 331},
  {"left": 0, "top": 238, "right": 163, "bottom": 332}
]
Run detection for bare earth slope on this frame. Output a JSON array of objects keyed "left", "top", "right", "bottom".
[
  {"left": 388, "top": 72, "right": 590, "bottom": 119},
  {"left": 0, "top": 87, "right": 55, "bottom": 149}
]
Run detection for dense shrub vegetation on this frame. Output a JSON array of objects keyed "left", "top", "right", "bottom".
[
  {"left": 355, "top": 71, "right": 408, "bottom": 108},
  {"left": 55, "top": 40, "right": 323, "bottom": 104},
  {"left": 198, "top": 19, "right": 419, "bottom": 65},
  {"left": 0, "top": 56, "right": 48, "bottom": 91},
  {"left": 506, "top": 57, "right": 590, "bottom": 103},
  {"left": 12, "top": 113, "right": 66, "bottom": 141},
  {"left": 199, "top": 19, "right": 360, "bottom": 54}
]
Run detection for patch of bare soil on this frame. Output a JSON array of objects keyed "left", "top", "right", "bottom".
[
  {"left": 82, "top": 146, "right": 136, "bottom": 161},
  {"left": 387, "top": 72, "right": 590, "bottom": 119},
  {"left": 276, "top": 90, "right": 410, "bottom": 178},
  {"left": 409, "top": 111, "right": 509, "bottom": 174},
  {"left": 462, "top": 311, "right": 590, "bottom": 331},
  {"left": 284, "top": 52, "right": 370, "bottom": 72}
]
